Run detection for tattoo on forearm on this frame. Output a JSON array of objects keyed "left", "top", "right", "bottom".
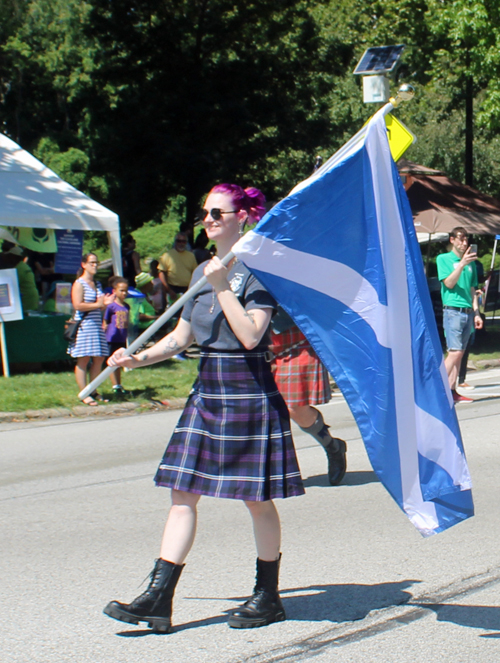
[
  {"left": 140, "top": 353, "right": 148, "bottom": 361},
  {"left": 244, "top": 311, "right": 256, "bottom": 325},
  {"left": 163, "top": 337, "right": 180, "bottom": 355}
]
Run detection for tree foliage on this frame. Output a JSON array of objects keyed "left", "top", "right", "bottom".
[
  {"left": 81, "top": 0, "right": 357, "bottom": 225},
  {"left": 1, "top": 0, "right": 500, "bottom": 232}
]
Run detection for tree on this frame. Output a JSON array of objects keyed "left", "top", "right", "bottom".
[
  {"left": 423, "top": 0, "right": 500, "bottom": 186},
  {"left": 2, "top": 0, "right": 96, "bottom": 145},
  {"left": 81, "top": 0, "right": 356, "bottom": 228},
  {"left": 2, "top": 0, "right": 500, "bottom": 235}
]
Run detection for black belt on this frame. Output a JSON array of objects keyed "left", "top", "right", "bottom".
[{"left": 443, "top": 305, "right": 472, "bottom": 313}]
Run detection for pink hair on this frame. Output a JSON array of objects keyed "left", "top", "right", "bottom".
[{"left": 209, "top": 183, "right": 266, "bottom": 224}]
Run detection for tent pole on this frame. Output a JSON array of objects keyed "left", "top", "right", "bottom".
[
  {"left": 108, "top": 229, "right": 123, "bottom": 276},
  {"left": 78, "top": 251, "right": 236, "bottom": 400},
  {"left": 425, "top": 234, "right": 431, "bottom": 274},
  {"left": 490, "top": 238, "right": 497, "bottom": 273},
  {"left": 485, "top": 237, "right": 498, "bottom": 325},
  {"left": 0, "top": 318, "right": 10, "bottom": 378}
]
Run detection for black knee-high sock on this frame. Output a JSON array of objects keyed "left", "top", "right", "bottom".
[{"left": 299, "top": 409, "right": 339, "bottom": 451}]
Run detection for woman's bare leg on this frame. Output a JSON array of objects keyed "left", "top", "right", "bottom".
[
  {"left": 74, "top": 357, "right": 90, "bottom": 392},
  {"left": 160, "top": 489, "right": 201, "bottom": 564},
  {"left": 89, "top": 356, "right": 105, "bottom": 383},
  {"left": 244, "top": 500, "right": 281, "bottom": 561}
]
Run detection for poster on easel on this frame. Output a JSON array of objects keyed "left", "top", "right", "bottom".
[
  {"left": 0, "top": 268, "right": 23, "bottom": 322},
  {"left": 0, "top": 268, "right": 23, "bottom": 378}
]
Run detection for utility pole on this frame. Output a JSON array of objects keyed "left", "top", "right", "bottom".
[{"left": 465, "top": 46, "right": 473, "bottom": 187}]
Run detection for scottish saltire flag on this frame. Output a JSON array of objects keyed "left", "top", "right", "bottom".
[{"left": 233, "top": 106, "right": 473, "bottom": 537}]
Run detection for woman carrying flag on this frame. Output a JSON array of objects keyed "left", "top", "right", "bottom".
[{"left": 103, "top": 183, "right": 304, "bottom": 633}]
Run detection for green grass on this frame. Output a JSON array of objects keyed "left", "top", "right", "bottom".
[
  {"left": 0, "top": 359, "right": 199, "bottom": 412},
  {"left": 3, "top": 323, "right": 500, "bottom": 413},
  {"left": 470, "top": 323, "right": 500, "bottom": 362}
]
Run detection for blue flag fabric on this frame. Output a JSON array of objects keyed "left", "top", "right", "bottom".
[{"left": 233, "top": 106, "right": 473, "bottom": 537}]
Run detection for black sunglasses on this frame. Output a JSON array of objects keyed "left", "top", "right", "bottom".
[{"left": 199, "top": 208, "right": 240, "bottom": 221}]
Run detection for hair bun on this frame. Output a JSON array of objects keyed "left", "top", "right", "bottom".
[
  {"left": 244, "top": 187, "right": 266, "bottom": 223},
  {"left": 209, "top": 183, "right": 266, "bottom": 224}
]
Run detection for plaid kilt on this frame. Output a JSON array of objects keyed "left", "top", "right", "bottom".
[
  {"left": 154, "top": 351, "right": 304, "bottom": 501},
  {"left": 270, "top": 327, "right": 331, "bottom": 408}
]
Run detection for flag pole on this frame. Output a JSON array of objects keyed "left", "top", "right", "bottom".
[
  {"left": 79, "top": 84, "right": 415, "bottom": 402},
  {"left": 78, "top": 251, "right": 236, "bottom": 401}
]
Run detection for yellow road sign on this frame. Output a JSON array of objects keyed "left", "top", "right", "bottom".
[{"left": 384, "top": 113, "right": 416, "bottom": 162}]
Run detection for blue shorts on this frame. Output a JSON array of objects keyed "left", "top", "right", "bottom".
[{"left": 443, "top": 308, "right": 473, "bottom": 352}]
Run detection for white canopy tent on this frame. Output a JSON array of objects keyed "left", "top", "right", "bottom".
[{"left": 0, "top": 134, "right": 122, "bottom": 274}]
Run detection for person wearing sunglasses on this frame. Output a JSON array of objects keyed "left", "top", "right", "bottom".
[
  {"left": 158, "top": 232, "right": 198, "bottom": 303},
  {"left": 104, "top": 183, "right": 304, "bottom": 634},
  {"left": 69, "top": 252, "right": 115, "bottom": 406}
]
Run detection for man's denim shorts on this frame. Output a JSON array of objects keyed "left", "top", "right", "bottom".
[{"left": 443, "top": 307, "right": 473, "bottom": 351}]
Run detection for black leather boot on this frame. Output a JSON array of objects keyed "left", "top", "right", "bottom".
[
  {"left": 324, "top": 437, "right": 347, "bottom": 486},
  {"left": 300, "top": 409, "right": 347, "bottom": 486},
  {"left": 228, "top": 555, "right": 286, "bottom": 629},
  {"left": 103, "top": 559, "right": 184, "bottom": 633}
]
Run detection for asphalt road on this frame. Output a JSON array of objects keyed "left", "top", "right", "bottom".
[{"left": 2, "top": 369, "right": 500, "bottom": 662}]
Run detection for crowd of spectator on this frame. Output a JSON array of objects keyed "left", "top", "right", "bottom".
[{"left": 117, "top": 228, "right": 216, "bottom": 330}]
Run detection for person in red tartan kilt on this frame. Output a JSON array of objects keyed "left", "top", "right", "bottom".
[{"left": 270, "top": 310, "right": 347, "bottom": 486}]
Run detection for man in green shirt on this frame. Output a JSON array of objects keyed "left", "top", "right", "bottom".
[
  {"left": 436, "top": 227, "right": 483, "bottom": 403},
  {"left": 3, "top": 245, "right": 39, "bottom": 311}
]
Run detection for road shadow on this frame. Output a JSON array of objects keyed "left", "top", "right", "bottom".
[
  {"left": 114, "top": 579, "right": 420, "bottom": 636},
  {"left": 303, "top": 470, "right": 379, "bottom": 488},
  {"left": 115, "top": 613, "right": 229, "bottom": 637},
  {"left": 99, "top": 386, "right": 162, "bottom": 403},
  {"left": 419, "top": 603, "right": 500, "bottom": 638},
  {"left": 280, "top": 580, "right": 418, "bottom": 623}
]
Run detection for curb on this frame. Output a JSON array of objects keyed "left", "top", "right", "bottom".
[
  {"left": 473, "top": 358, "right": 500, "bottom": 369},
  {"left": 0, "top": 397, "right": 187, "bottom": 423},
  {"left": 1, "top": 361, "right": 499, "bottom": 424}
]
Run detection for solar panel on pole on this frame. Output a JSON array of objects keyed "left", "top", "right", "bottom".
[{"left": 353, "top": 45, "right": 406, "bottom": 76}]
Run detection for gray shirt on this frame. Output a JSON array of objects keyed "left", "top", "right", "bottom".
[{"left": 181, "top": 260, "right": 276, "bottom": 350}]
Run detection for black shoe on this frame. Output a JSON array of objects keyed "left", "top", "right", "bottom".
[
  {"left": 325, "top": 438, "right": 347, "bottom": 486},
  {"left": 228, "top": 556, "right": 286, "bottom": 629},
  {"left": 104, "top": 599, "right": 172, "bottom": 633},
  {"left": 299, "top": 410, "right": 347, "bottom": 485},
  {"left": 228, "top": 589, "right": 286, "bottom": 628},
  {"left": 103, "top": 559, "right": 184, "bottom": 633}
]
